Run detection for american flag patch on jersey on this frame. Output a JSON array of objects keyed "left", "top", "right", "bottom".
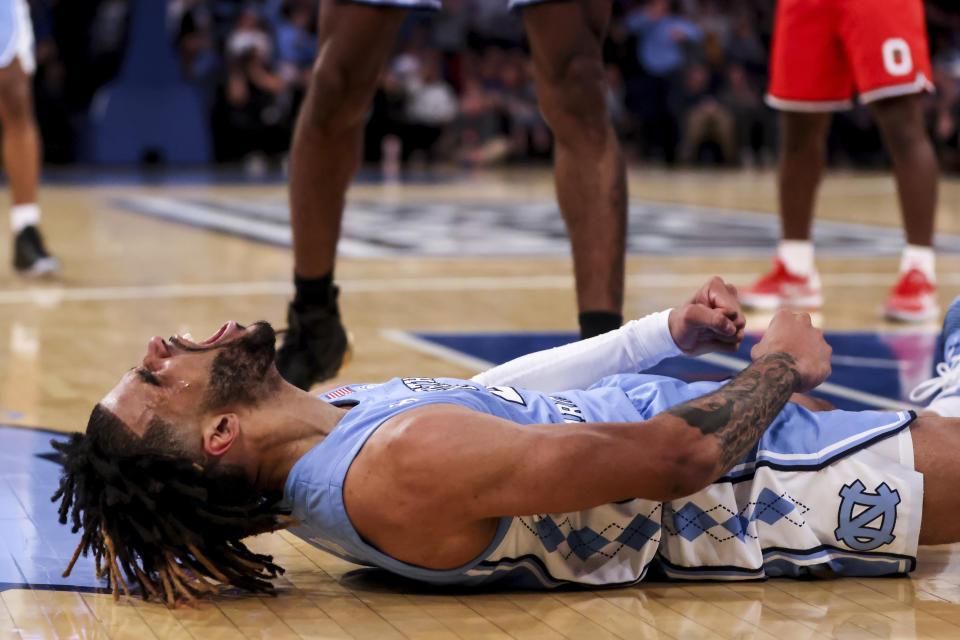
[{"left": 324, "top": 386, "right": 356, "bottom": 400}]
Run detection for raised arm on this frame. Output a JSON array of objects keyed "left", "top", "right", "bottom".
[
  {"left": 471, "top": 276, "right": 745, "bottom": 392},
  {"left": 481, "top": 313, "right": 828, "bottom": 509}
]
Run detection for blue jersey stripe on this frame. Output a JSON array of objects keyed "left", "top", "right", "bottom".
[{"left": 656, "top": 543, "right": 915, "bottom": 580}]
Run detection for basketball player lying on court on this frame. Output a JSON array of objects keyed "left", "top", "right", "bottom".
[{"left": 52, "top": 276, "right": 960, "bottom": 605}]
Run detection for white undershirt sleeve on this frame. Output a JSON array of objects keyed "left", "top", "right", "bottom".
[{"left": 470, "top": 309, "right": 683, "bottom": 393}]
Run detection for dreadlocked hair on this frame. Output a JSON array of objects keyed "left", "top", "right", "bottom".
[{"left": 51, "top": 403, "right": 297, "bottom": 606}]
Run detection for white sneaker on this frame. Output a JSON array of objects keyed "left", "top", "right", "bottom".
[{"left": 909, "top": 295, "right": 960, "bottom": 415}]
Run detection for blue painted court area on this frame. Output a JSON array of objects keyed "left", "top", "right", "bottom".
[
  {"left": 0, "top": 329, "right": 936, "bottom": 593},
  {"left": 0, "top": 426, "right": 103, "bottom": 593}
]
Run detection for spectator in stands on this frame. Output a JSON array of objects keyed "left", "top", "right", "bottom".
[
  {"left": 696, "top": 0, "right": 731, "bottom": 50},
  {"left": 401, "top": 51, "right": 458, "bottom": 165},
  {"left": 26, "top": 0, "right": 960, "bottom": 176},
  {"left": 676, "top": 61, "right": 735, "bottom": 165},
  {"left": 429, "top": 0, "right": 468, "bottom": 81},
  {"left": 721, "top": 63, "right": 772, "bottom": 166},
  {"left": 172, "top": 0, "right": 218, "bottom": 83},
  {"left": 273, "top": 1, "right": 315, "bottom": 89},
  {"left": 364, "top": 68, "right": 408, "bottom": 169},
  {"left": 216, "top": 6, "right": 290, "bottom": 170},
  {"left": 29, "top": 0, "right": 71, "bottom": 163},
  {"left": 457, "top": 75, "right": 508, "bottom": 166},
  {"left": 624, "top": 0, "right": 704, "bottom": 164},
  {"left": 696, "top": 0, "right": 730, "bottom": 74},
  {"left": 497, "top": 54, "right": 550, "bottom": 160},
  {"left": 927, "top": 8, "right": 960, "bottom": 171},
  {"left": 725, "top": 14, "right": 767, "bottom": 83},
  {"left": 88, "top": 0, "right": 128, "bottom": 89}
]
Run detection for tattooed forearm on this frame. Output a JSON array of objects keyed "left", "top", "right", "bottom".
[{"left": 666, "top": 353, "right": 801, "bottom": 470}]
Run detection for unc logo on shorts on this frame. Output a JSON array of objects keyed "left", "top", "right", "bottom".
[{"left": 834, "top": 480, "right": 900, "bottom": 551}]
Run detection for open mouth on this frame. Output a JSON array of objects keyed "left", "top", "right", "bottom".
[
  {"left": 175, "top": 322, "right": 236, "bottom": 349},
  {"left": 201, "top": 322, "right": 231, "bottom": 345}
]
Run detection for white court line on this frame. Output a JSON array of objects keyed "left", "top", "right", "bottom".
[
  {"left": 381, "top": 329, "right": 495, "bottom": 372},
  {"left": 828, "top": 354, "right": 904, "bottom": 369},
  {"left": 6, "top": 271, "right": 960, "bottom": 305},
  {"left": 697, "top": 353, "right": 920, "bottom": 411},
  {"left": 0, "top": 281, "right": 293, "bottom": 307}
]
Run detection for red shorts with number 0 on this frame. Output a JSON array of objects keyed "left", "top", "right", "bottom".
[{"left": 766, "top": 0, "right": 934, "bottom": 111}]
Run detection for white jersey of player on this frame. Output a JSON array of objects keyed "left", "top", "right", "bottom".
[{"left": 0, "top": 0, "right": 34, "bottom": 74}]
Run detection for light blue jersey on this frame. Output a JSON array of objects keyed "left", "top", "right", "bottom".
[{"left": 284, "top": 375, "right": 920, "bottom": 588}]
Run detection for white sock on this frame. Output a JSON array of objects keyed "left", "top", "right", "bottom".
[
  {"left": 777, "top": 240, "right": 814, "bottom": 276},
  {"left": 10, "top": 204, "right": 40, "bottom": 233},
  {"left": 900, "top": 244, "right": 935, "bottom": 281},
  {"left": 926, "top": 395, "right": 960, "bottom": 418}
]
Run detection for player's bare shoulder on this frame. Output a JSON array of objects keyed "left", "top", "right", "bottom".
[
  {"left": 350, "top": 403, "right": 496, "bottom": 500},
  {"left": 343, "top": 403, "right": 506, "bottom": 568},
  {"left": 344, "top": 401, "right": 532, "bottom": 525}
]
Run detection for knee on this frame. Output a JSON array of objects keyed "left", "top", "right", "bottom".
[
  {"left": 536, "top": 55, "right": 610, "bottom": 144},
  {"left": 884, "top": 125, "right": 928, "bottom": 159},
  {"left": 872, "top": 97, "right": 930, "bottom": 157},
  {"left": 301, "top": 57, "right": 379, "bottom": 133}
]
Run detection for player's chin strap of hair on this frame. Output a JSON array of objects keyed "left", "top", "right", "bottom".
[{"left": 471, "top": 309, "right": 681, "bottom": 393}]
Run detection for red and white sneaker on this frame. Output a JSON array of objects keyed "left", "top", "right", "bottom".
[
  {"left": 739, "top": 258, "right": 823, "bottom": 310},
  {"left": 884, "top": 268, "right": 938, "bottom": 322}
]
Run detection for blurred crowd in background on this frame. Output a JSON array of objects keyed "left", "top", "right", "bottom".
[{"left": 24, "top": 0, "right": 960, "bottom": 172}]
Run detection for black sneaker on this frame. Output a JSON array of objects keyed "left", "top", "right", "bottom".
[
  {"left": 275, "top": 293, "right": 351, "bottom": 390},
  {"left": 13, "top": 225, "right": 60, "bottom": 276}
]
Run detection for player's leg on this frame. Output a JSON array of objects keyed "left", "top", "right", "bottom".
[
  {"left": 910, "top": 417, "right": 960, "bottom": 544},
  {"left": 0, "top": 59, "right": 38, "bottom": 207},
  {"left": 740, "top": 0, "right": 850, "bottom": 311},
  {"left": 906, "top": 293, "right": 960, "bottom": 543},
  {"left": 869, "top": 95, "right": 939, "bottom": 322},
  {"left": 869, "top": 95, "right": 937, "bottom": 251},
  {"left": 277, "top": 3, "right": 408, "bottom": 390},
  {"left": 521, "top": 0, "right": 626, "bottom": 339},
  {"left": 738, "top": 112, "right": 831, "bottom": 311},
  {"left": 840, "top": 0, "right": 937, "bottom": 322},
  {"left": 0, "top": 59, "right": 58, "bottom": 276},
  {"left": 777, "top": 112, "right": 832, "bottom": 245},
  {"left": 0, "top": 0, "right": 59, "bottom": 275}
]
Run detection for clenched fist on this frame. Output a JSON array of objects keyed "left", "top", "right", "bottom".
[
  {"left": 751, "top": 309, "right": 832, "bottom": 393},
  {"left": 669, "top": 276, "right": 746, "bottom": 356}
]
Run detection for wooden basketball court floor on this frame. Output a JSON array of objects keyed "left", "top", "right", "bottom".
[{"left": 3, "top": 167, "right": 960, "bottom": 639}]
